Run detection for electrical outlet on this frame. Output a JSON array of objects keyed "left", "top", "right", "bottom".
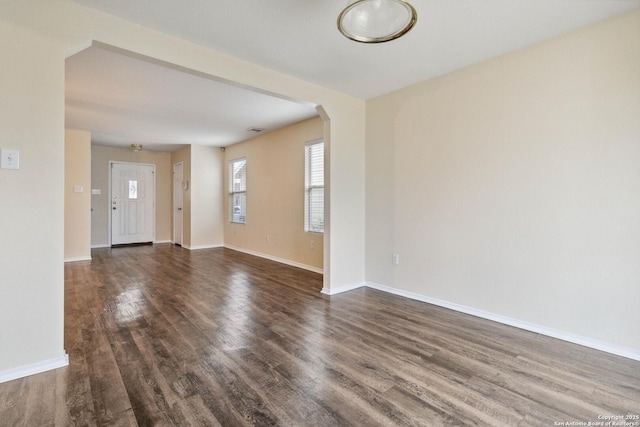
[
  {"left": 265, "top": 235, "right": 270, "bottom": 242},
  {"left": 310, "top": 240, "right": 315, "bottom": 249},
  {"left": 392, "top": 253, "right": 400, "bottom": 265}
]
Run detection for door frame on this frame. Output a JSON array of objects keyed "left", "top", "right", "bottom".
[
  {"left": 108, "top": 160, "right": 157, "bottom": 246},
  {"left": 173, "top": 161, "right": 184, "bottom": 246}
]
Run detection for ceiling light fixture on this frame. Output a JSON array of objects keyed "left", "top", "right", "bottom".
[
  {"left": 337, "top": 0, "right": 417, "bottom": 43},
  {"left": 131, "top": 144, "right": 142, "bottom": 151}
]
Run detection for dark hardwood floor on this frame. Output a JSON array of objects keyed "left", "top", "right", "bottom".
[{"left": 1, "top": 244, "right": 639, "bottom": 426}]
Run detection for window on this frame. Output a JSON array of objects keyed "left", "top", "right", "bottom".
[
  {"left": 229, "top": 158, "right": 247, "bottom": 224},
  {"left": 305, "top": 140, "right": 324, "bottom": 233},
  {"left": 128, "top": 180, "right": 138, "bottom": 199}
]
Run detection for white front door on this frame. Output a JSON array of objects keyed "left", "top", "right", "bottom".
[
  {"left": 173, "top": 162, "right": 183, "bottom": 246},
  {"left": 111, "top": 162, "right": 155, "bottom": 245}
]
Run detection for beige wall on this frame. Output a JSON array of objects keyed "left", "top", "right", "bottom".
[
  {"left": 170, "top": 145, "right": 224, "bottom": 249},
  {"left": 64, "top": 129, "right": 92, "bottom": 261},
  {"left": 366, "top": 10, "right": 640, "bottom": 355},
  {"left": 0, "top": 16, "right": 66, "bottom": 373},
  {"left": 91, "top": 145, "right": 173, "bottom": 247},
  {"left": 224, "top": 117, "right": 324, "bottom": 271},
  {"left": 190, "top": 145, "right": 224, "bottom": 249}
]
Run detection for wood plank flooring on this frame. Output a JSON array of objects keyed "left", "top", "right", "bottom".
[{"left": 1, "top": 244, "right": 639, "bottom": 426}]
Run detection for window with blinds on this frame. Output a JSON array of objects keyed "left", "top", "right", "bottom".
[
  {"left": 304, "top": 140, "right": 324, "bottom": 233},
  {"left": 229, "top": 158, "right": 247, "bottom": 224}
]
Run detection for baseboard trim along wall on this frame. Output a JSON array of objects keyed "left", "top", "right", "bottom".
[
  {"left": 0, "top": 353, "right": 69, "bottom": 384},
  {"left": 64, "top": 256, "right": 92, "bottom": 263},
  {"left": 321, "top": 281, "right": 366, "bottom": 296},
  {"left": 92, "top": 242, "right": 173, "bottom": 249},
  {"left": 184, "top": 244, "right": 224, "bottom": 251},
  {"left": 224, "top": 245, "right": 323, "bottom": 275},
  {"left": 327, "top": 281, "right": 640, "bottom": 362}
]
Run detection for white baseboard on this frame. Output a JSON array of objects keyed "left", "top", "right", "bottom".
[
  {"left": 64, "top": 256, "right": 92, "bottom": 263},
  {"left": 0, "top": 353, "right": 69, "bottom": 384},
  {"left": 224, "top": 245, "right": 323, "bottom": 274},
  {"left": 365, "top": 282, "right": 640, "bottom": 362},
  {"left": 321, "top": 281, "right": 365, "bottom": 295},
  {"left": 92, "top": 242, "right": 173, "bottom": 248},
  {"left": 184, "top": 244, "right": 224, "bottom": 251}
]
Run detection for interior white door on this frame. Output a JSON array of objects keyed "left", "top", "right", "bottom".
[
  {"left": 111, "top": 162, "right": 155, "bottom": 245},
  {"left": 173, "top": 162, "right": 183, "bottom": 246}
]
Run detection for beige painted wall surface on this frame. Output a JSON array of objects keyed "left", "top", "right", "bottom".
[
  {"left": 64, "top": 129, "right": 92, "bottom": 261},
  {"left": 0, "top": 17, "right": 66, "bottom": 372},
  {"left": 224, "top": 117, "right": 324, "bottom": 270},
  {"left": 171, "top": 146, "right": 191, "bottom": 247},
  {"left": 91, "top": 145, "right": 172, "bottom": 247},
  {"left": 366, "top": 10, "right": 640, "bottom": 353},
  {"left": 190, "top": 145, "right": 224, "bottom": 249}
]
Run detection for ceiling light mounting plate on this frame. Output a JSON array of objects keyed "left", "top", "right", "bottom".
[{"left": 338, "top": 0, "right": 418, "bottom": 43}]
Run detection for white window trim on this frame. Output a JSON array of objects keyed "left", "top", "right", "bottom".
[
  {"left": 305, "top": 139, "right": 324, "bottom": 233},
  {"left": 229, "top": 157, "right": 247, "bottom": 224}
]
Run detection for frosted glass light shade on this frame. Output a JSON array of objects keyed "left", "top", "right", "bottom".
[{"left": 337, "top": 0, "right": 417, "bottom": 43}]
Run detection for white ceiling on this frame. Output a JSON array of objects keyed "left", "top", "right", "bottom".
[
  {"left": 65, "top": 46, "right": 319, "bottom": 151},
  {"left": 65, "top": 0, "right": 640, "bottom": 151}
]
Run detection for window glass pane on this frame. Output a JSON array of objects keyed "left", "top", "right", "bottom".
[
  {"left": 231, "top": 159, "right": 246, "bottom": 192},
  {"left": 308, "top": 143, "right": 324, "bottom": 186},
  {"left": 128, "top": 180, "right": 138, "bottom": 199},
  {"left": 231, "top": 193, "right": 246, "bottom": 224},
  {"left": 308, "top": 187, "right": 324, "bottom": 232}
]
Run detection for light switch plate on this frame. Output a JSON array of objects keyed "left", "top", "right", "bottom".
[
  {"left": 73, "top": 185, "right": 83, "bottom": 193},
  {"left": 1, "top": 149, "right": 20, "bottom": 170}
]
